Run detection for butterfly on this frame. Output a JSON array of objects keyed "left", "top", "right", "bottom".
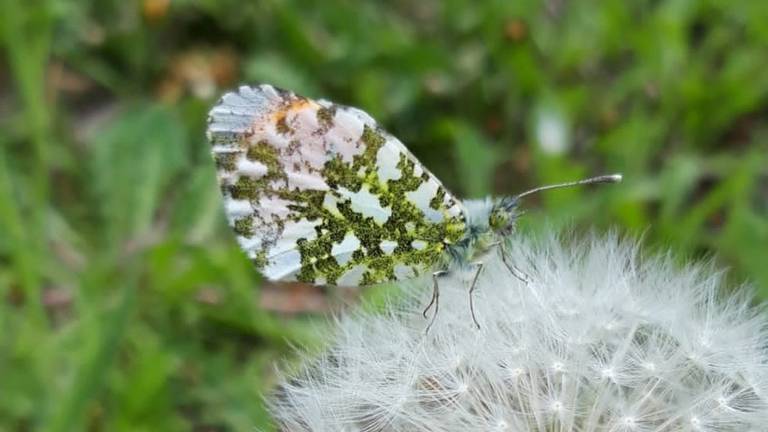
[{"left": 207, "top": 84, "right": 621, "bottom": 329}]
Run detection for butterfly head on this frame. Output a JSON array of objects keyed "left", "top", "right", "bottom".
[{"left": 488, "top": 196, "right": 520, "bottom": 236}]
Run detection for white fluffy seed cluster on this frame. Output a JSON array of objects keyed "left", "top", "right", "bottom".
[{"left": 270, "top": 234, "right": 768, "bottom": 431}]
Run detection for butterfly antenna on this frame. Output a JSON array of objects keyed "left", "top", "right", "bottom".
[{"left": 515, "top": 174, "right": 622, "bottom": 200}]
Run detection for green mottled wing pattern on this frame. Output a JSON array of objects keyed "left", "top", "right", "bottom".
[{"left": 207, "top": 85, "right": 466, "bottom": 286}]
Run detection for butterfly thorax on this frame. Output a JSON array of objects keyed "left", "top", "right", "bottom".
[{"left": 443, "top": 196, "right": 520, "bottom": 269}]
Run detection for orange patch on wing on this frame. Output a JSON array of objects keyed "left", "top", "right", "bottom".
[{"left": 270, "top": 98, "right": 318, "bottom": 129}]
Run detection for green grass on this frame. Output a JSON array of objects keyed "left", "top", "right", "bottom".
[{"left": 1, "top": 0, "right": 767, "bottom": 430}]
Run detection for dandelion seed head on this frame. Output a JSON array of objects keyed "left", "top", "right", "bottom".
[{"left": 270, "top": 233, "right": 768, "bottom": 431}]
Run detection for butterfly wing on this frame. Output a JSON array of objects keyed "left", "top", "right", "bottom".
[{"left": 207, "top": 85, "right": 466, "bottom": 286}]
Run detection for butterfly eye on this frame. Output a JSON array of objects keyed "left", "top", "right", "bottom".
[{"left": 489, "top": 209, "right": 509, "bottom": 230}]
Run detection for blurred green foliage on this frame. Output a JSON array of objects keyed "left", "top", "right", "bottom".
[{"left": 1, "top": 0, "right": 767, "bottom": 430}]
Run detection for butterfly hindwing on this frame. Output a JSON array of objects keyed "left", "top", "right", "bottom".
[{"left": 207, "top": 85, "right": 466, "bottom": 286}]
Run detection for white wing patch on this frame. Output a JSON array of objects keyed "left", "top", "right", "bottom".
[
  {"left": 380, "top": 239, "right": 398, "bottom": 255},
  {"left": 237, "top": 159, "right": 268, "bottom": 178},
  {"left": 407, "top": 181, "right": 445, "bottom": 223},
  {"left": 207, "top": 84, "right": 467, "bottom": 286},
  {"left": 338, "top": 264, "right": 368, "bottom": 286},
  {"left": 376, "top": 145, "right": 403, "bottom": 182},
  {"left": 331, "top": 232, "right": 361, "bottom": 266},
  {"left": 338, "top": 185, "right": 392, "bottom": 225}
]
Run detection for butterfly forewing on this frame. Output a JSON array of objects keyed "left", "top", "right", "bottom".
[{"left": 207, "top": 85, "right": 466, "bottom": 286}]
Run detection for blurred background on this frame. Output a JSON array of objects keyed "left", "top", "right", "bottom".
[{"left": 1, "top": 0, "right": 767, "bottom": 430}]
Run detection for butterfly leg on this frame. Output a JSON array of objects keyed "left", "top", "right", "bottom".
[
  {"left": 424, "top": 270, "right": 448, "bottom": 333},
  {"left": 498, "top": 244, "right": 532, "bottom": 284},
  {"left": 468, "top": 262, "right": 484, "bottom": 329},
  {"left": 422, "top": 276, "right": 438, "bottom": 319}
]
